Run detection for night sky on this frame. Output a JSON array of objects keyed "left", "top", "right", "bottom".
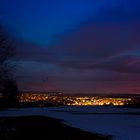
[{"left": 1, "top": 0, "right": 140, "bottom": 94}]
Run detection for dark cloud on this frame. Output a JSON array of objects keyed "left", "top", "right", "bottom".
[
  {"left": 15, "top": 20, "right": 140, "bottom": 75},
  {"left": 14, "top": 41, "right": 53, "bottom": 63},
  {"left": 47, "top": 20, "right": 140, "bottom": 74},
  {"left": 91, "top": 56, "right": 140, "bottom": 73}
]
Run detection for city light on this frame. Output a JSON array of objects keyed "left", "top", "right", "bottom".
[{"left": 19, "top": 93, "right": 133, "bottom": 106}]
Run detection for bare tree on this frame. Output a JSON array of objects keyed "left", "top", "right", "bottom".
[
  {"left": 0, "top": 25, "right": 18, "bottom": 107},
  {"left": 0, "top": 25, "right": 15, "bottom": 82}
]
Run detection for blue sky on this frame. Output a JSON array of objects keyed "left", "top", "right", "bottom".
[
  {"left": 1, "top": 0, "right": 140, "bottom": 45},
  {"left": 1, "top": 0, "right": 140, "bottom": 93}
]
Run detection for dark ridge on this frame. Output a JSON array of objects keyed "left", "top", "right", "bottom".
[{"left": 0, "top": 116, "right": 112, "bottom": 140}]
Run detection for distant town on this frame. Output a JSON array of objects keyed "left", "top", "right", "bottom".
[{"left": 19, "top": 92, "right": 140, "bottom": 107}]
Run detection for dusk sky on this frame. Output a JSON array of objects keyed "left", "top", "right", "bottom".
[{"left": 1, "top": 0, "right": 140, "bottom": 94}]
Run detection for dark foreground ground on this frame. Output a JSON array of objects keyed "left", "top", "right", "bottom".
[{"left": 0, "top": 116, "right": 112, "bottom": 140}]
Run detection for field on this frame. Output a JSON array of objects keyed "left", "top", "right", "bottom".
[
  {"left": 0, "top": 106, "right": 140, "bottom": 140},
  {"left": 0, "top": 116, "right": 110, "bottom": 140}
]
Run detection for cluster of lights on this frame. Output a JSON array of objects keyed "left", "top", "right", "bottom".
[
  {"left": 67, "top": 97, "right": 132, "bottom": 106},
  {"left": 20, "top": 93, "right": 48, "bottom": 102},
  {"left": 19, "top": 93, "right": 133, "bottom": 106}
]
